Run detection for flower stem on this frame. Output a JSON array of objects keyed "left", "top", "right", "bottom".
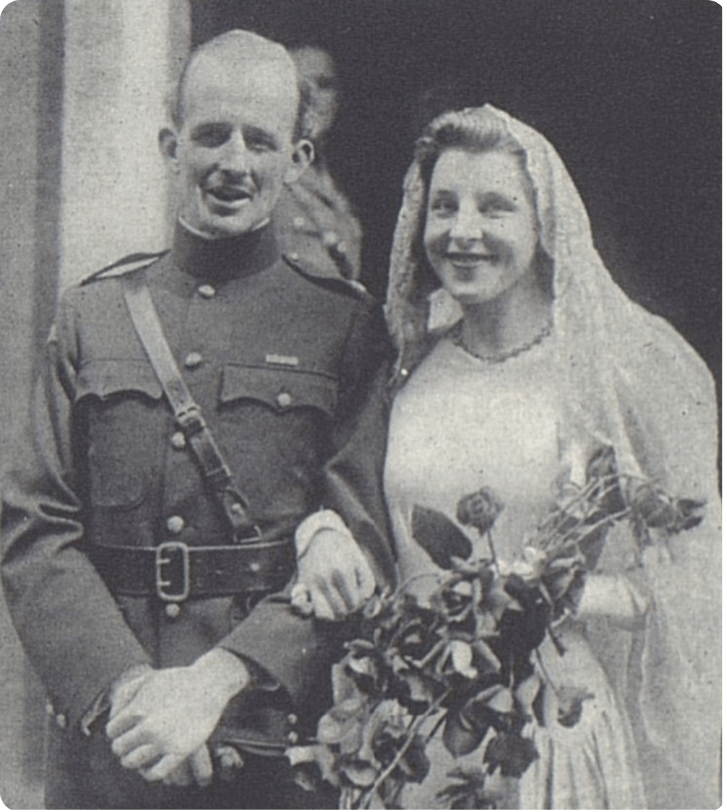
[
  {"left": 358, "top": 689, "right": 452, "bottom": 809},
  {"left": 486, "top": 530, "right": 500, "bottom": 573}
]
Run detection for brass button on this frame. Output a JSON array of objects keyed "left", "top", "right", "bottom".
[
  {"left": 166, "top": 515, "right": 185, "bottom": 535},
  {"left": 287, "top": 713, "right": 298, "bottom": 726},
  {"left": 45, "top": 702, "right": 54, "bottom": 716},
  {"left": 322, "top": 230, "right": 338, "bottom": 247},
  {"left": 276, "top": 392, "right": 292, "bottom": 408},
  {"left": 184, "top": 352, "right": 203, "bottom": 369},
  {"left": 165, "top": 603, "right": 181, "bottom": 619},
  {"left": 56, "top": 714, "right": 67, "bottom": 729},
  {"left": 197, "top": 284, "right": 216, "bottom": 299},
  {"left": 293, "top": 216, "right": 306, "bottom": 230},
  {"left": 289, "top": 252, "right": 299, "bottom": 261},
  {"left": 171, "top": 431, "right": 186, "bottom": 450},
  {"left": 249, "top": 560, "right": 261, "bottom": 574}
]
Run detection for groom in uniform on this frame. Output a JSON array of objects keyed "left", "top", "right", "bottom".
[{"left": 2, "top": 30, "right": 382, "bottom": 809}]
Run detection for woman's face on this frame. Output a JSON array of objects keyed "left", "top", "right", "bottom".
[{"left": 423, "top": 148, "right": 540, "bottom": 306}]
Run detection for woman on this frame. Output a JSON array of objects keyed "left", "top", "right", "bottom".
[{"left": 293, "top": 105, "right": 720, "bottom": 808}]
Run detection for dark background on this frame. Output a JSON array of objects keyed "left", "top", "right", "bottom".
[{"left": 191, "top": 0, "right": 721, "bottom": 385}]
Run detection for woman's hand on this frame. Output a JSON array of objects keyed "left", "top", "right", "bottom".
[{"left": 292, "top": 510, "right": 376, "bottom": 620}]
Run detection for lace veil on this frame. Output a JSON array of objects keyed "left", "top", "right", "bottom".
[{"left": 384, "top": 104, "right": 720, "bottom": 806}]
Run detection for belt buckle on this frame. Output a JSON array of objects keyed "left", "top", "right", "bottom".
[
  {"left": 234, "top": 524, "right": 263, "bottom": 545},
  {"left": 155, "top": 541, "right": 190, "bottom": 602}
]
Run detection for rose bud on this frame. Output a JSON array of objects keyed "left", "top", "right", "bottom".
[
  {"left": 456, "top": 488, "right": 504, "bottom": 535},
  {"left": 630, "top": 483, "right": 678, "bottom": 529}
]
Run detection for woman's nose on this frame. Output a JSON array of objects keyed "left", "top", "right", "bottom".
[{"left": 449, "top": 207, "right": 482, "bottom": 243}]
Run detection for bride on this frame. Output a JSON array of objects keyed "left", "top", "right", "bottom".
[{"left": 293, "top": 104, "right": 720, "bottom": 808}]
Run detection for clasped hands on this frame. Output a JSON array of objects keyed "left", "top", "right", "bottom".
[
  {"left": 106, "top": 514, "right": 374, "bottom": 786},
  {"left": 106, "top": 648, "right": 249, "bottom": 787}
]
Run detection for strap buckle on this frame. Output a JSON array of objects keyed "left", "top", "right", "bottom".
[{"left": 155, "top": 541, "right": 190, "bottom": 602}]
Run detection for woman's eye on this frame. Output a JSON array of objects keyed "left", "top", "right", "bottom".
[
  {"left": 431, "top": 200, "right": 457, "bottom": 216},
  {"left": 479, "top": 198, "right": 515, "bottom": 217}
]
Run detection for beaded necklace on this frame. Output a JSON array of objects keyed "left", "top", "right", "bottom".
[{"left": 449, "top": 318, "right": 553, "bottom": 364}]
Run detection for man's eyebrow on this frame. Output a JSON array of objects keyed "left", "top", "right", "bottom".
[
  {"left": 243, "top": 125, "right": 281, "bottom": 149},
  {"left": 189, "top": 122, "right": 230, "bottom": 139}
]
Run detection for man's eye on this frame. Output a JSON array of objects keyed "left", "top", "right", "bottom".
[{"left": 192, "top": 126, "right": 230, "bottom": 147}]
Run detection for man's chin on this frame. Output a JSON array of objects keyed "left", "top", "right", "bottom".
[{"left": 200, "top": 212, "right": 267, "bottom": 239}]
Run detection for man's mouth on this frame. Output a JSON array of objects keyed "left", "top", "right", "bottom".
[{"left": 205, "top": 186, "right": 254, "bottom": 205}]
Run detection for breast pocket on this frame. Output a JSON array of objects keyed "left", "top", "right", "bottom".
[
  {"left": 76, "top": 359, "right": 164, "bottom": 508},
  {"left": 220, "top": 364, "right": 338, "bottom": 418}
]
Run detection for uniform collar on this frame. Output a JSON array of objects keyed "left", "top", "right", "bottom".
[{"left": 170, "top": 219, "right": 280, "bottom": 281}]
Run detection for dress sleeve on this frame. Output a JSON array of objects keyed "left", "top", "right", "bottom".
[{"left": 1, "top": 293, "right": 151, "bottom": 729}]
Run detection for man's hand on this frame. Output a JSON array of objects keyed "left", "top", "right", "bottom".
[
  {"left": 106, "top": 649, "right": 249, "bottom": 783},
  {"left": 292, "top": 514, "right": 376, "bottom": 620}
]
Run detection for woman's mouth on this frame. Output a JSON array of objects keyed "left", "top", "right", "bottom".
[{"left": 446, "top": 252, "right": 495, "bottom": 268}]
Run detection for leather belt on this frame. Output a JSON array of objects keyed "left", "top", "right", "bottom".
[{"left": 92, "top": 539, "right": 294, "bottom": 602}]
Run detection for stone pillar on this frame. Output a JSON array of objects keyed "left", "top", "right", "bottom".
[
  {"left": 0, "top": 1, "right": 190, "bottom": 806},
  {"left": 60, "top": 0, "right": 190, "bottom": 288}
]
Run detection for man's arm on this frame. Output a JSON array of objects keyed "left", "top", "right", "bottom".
[{"left": 1, "top": 295, "right": 152, "bottom": 729}]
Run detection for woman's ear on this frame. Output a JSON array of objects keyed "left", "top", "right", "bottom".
[
  {"left": 284, "top": 138, "right": 314, "bottom": 184},
  {"left": 158, "top": 128, "right": 180, "bottom": 170}
]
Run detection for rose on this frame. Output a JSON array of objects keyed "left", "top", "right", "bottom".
[{"left": 456, "top": 488, "right": 504, "bottom": 535}]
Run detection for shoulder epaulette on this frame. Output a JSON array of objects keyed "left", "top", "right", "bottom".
[
  {"left": 81, "top": 250, "right": 169, "bottom": 286},
  {"left": 282, "top": 252, "right": 371, "bottom": 300}
]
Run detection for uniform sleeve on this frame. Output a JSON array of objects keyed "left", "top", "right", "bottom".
[
  {"left": 215, "top": 295, "right": 391, "bottom": 706},
  {"left": 1, "top": 294, "right": 151, "bottom": 728}
]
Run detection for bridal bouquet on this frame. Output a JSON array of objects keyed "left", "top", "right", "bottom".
[{"left": 288, "top": 449, "right": 704, "bottom": 809}]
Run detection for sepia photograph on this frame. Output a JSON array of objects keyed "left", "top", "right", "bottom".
[{"left": 0, "top": 0, "right": 720, "bottom": 808}]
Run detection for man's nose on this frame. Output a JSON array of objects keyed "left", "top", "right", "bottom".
[{"left": 218, "top": 131, "right": 251, "bottom": 173}]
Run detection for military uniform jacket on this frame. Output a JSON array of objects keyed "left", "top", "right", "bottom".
[{"left": 1, "top": 221, "right": 386, "bottom": 750}]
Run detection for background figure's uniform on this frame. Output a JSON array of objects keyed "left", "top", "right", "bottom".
[
  {"left": 1, "top": 221, "right": 385, "bottom": 809},
  {"left": 275, "top": 164, "right": 362, "bottom": 281}
]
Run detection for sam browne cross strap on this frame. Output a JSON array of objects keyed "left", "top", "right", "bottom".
[{"left": 91, "top": 269, "right": 295, "bottom": 603}]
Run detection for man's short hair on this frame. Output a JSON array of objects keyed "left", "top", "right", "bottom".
[{"left": 170, "top": 30, "right": 313, "bottom": 141}]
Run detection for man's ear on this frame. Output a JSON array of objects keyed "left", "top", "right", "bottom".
[
  {"left": 159, "top": 127, "right": 180, "bottom": 169},
  {"left": 284, "top": 139, "right": 314, "bottom": 184}
]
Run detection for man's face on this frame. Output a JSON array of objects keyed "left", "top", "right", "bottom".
[{"left": 166, "top": 53, "right": 309, "bottom": 238}]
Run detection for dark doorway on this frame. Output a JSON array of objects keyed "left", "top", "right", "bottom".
[{"left": 191, "top": 0, "right": 720, "bottom": 384}]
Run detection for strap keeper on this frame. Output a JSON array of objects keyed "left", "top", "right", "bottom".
[{"left": 176, "top": 405, "right": 206, "bottom": 436}]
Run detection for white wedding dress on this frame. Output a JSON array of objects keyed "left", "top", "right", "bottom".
[{"left": 383, "top": 334, "right": 646, "bottom": 809}]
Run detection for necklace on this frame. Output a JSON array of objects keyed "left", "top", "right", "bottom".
[{"left": 449, "top": 319, "right": 553, "bottom": 364}]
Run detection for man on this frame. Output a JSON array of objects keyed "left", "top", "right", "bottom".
[
  {"left": 274, "top": 44, "right": 363, "bottom": 281},
  {"left": 1, "top": 30, "right": 381, "bottom": 809}
]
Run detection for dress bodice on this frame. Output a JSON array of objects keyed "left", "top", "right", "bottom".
[{"left": 384, "top": 331, "right": 561, "bottom": 587}]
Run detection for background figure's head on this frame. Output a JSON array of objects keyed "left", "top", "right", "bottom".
[
  {"left": 159, "top": 30, "right": 313, "bottom": 239},
  {"left": 290, "top": 45, "right": 340, "bottom": 147},
  {"left": 410, "top": 107, "right": 551, "bottom": 305}
]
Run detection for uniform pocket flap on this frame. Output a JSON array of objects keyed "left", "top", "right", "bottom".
[
  {"left": 221, "top": 365, "right": 337, "bottom": 417},
  {"left": 76, "top": 359, "right": 163, "bottom": 402}
]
